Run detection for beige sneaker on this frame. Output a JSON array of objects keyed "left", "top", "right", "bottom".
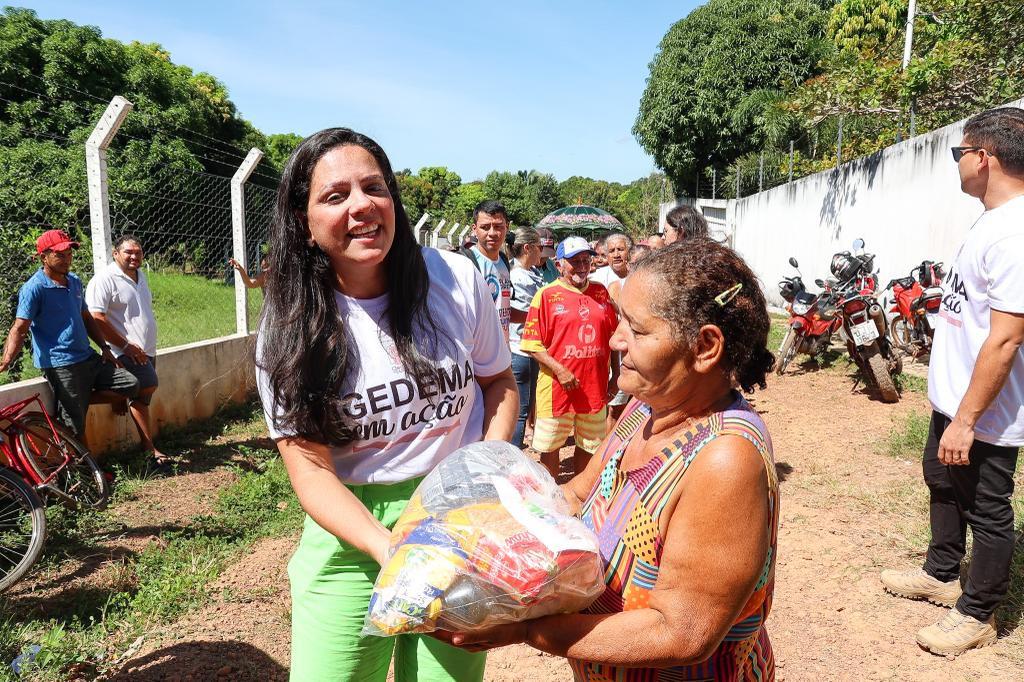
[
  {"left": 916, "top": 608, "right": 998, "bottom": 656},
  {"left": 880, "top": 568, "right": 962, "bottom": 606}
]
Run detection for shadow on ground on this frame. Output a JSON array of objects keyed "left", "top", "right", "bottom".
[{"left": 108, "top": 640, "right": 287, "bottom": 681}]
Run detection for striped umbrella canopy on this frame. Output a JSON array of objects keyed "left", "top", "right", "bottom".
[{"left": 535, "top": 205, "right": 625, "bottom": 239}]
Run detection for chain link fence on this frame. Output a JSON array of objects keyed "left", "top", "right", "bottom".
[{"left": 1, "top": 91, "right": 275, "bottom": 386}]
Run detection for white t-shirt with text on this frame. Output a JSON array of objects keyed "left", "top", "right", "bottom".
[
  {"left": 257, "top": 248, "right": 511, "bottom": 484},
  {"left": 470, "top": 246, "right": 512, "bottom": 341},
  {"left": 85, "top": 262, "right": 158, "bottom": 357},
  {"left": 929, "top": 194, "right": 1024, "bottom": 446}
]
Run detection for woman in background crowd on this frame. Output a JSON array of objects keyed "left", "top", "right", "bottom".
[
  {"left": 664, "top": 204, "right": 709, "bottom": 244},
  {"left": 508, "top": 227, "right": 545, "bottom": 449}
]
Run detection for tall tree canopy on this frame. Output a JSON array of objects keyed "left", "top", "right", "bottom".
[{"left": 633, "top": 0, "right": 831, "bottom": 194}]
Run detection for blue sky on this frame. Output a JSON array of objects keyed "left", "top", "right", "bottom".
[{"left": 22, "top": 1, "right": 700, "bottom": 183}]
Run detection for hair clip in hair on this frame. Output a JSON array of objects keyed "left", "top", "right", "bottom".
[{"left": 715, "top": 282, "right": 743, "bottom": 307}]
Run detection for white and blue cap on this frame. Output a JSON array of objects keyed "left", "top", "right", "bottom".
[{"left": 556, "top": 236, "right": 595, "bottom": 260}]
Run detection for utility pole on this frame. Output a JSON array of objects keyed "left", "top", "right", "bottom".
[
  {"left": 788, "top": 140, "right": 795, "bottom": 182},
  {"left": 903, "top": 0, "right": 918, "bottom": 138},
  {"left": 836, "top": 117, "right": 845, "bottom": 168}
]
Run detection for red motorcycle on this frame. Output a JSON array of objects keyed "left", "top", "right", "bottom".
[
  {"left": 775, "top": 257, "right": 843, "bottom": 375},
  {"left": 883, "top": 260, "right": 944, "bottom": 355},
  {"left": 830, "top": 239, "right": 902, "bottom": 403}
]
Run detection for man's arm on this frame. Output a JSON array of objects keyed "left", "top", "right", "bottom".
[
  {"left": 89, "top": 311, "right": 148, "bottom": 364},
  {"left": 0, "top": 319, "right": 31, "bottom": 374},
  {"left": 940, "top": 308, "right": 1024, "bottom": 465},
  {"left": 81, "top": 309, "right": 121, "bottom": 366},
  {"left": 528, "top": 348, "right": 578, "bottom": 391}
]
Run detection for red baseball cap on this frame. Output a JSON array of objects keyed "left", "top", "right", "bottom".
[{"left": 36, "top": 230, "right": 79, "bottom": 254}]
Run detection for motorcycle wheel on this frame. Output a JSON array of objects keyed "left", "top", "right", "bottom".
[
  {"left": 889, "top": 318, "right": 913, "bottom": 353},
  {"left": 865, "top": 347, "right": 900, "bottom": 403},
  {"left": 775, "top": 328, "right": 799, "bottom": 376}
]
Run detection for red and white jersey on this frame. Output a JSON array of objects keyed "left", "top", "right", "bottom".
[{"left": 521, "top": 279, "right": 618, "bottom": 418}]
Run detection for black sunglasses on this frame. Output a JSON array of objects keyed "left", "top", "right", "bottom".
[{"left": 951, "top": 146, "right": 985, "bottom": 162}]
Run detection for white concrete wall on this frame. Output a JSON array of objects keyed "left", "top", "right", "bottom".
[
  {"left": 660, "top": 197, "right": 735, "bottom": 247},
  {"left": 731, "top": 97, "right": 1024, "bottom": 306},
  {"left": 0, "top": 333, "right": 255, "bottom": 456}
]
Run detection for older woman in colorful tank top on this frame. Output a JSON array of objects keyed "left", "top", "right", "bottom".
[{"left": 444, "top": 239, "right": 779, "bottom": 681}]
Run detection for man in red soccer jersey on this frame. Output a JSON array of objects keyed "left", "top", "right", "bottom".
[{"left": 521, "top": 236, "right": 619, "bottom": 479}]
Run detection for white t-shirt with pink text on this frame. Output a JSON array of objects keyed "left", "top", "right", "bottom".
[
  {"left": 257, "top": 248, "right": 510, "bottom": 483},
  {"left": 929, "top": 194, "right": 1024, "bottom": 447}
]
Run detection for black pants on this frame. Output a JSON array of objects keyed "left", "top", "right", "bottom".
[{"left": 922, "top": 411, "right": 1019, "bottom": 621}]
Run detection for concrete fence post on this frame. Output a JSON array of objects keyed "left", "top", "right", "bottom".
[
  {"left": 758, "top": 154, "right": 764, "bottom": 193},
  {"left": 86, "top": 96, "right": 133, "bottom": 274},
  {"left": 413, "top": 213, "right": 430, "bottom": 245},
  {"left": 431, "top": 219, "right": 447, "bottom": 247},
  {"left": 711, "top": 168, "right": 717, "bottom": 200},
  {"left": 735, "top": 163, "right": 740, "bottom": 199},
  {"left": 230, "top": 147, "right": 264, "bottom": 335}
]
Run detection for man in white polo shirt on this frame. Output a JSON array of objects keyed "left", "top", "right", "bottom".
[
  {"left": 86, "top": 235, "right": 169, "bottom": 470},
  {"left": 881, "top": 107, "right": 1024, "bottom": 656}
]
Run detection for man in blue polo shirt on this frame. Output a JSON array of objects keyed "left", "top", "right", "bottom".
[{"left": 0, "top": 230, "right": 138, "bottom": 447}]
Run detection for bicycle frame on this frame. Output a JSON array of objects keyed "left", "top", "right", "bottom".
[{"left": 0, "top": 394, "right": 75, "bottom": 496}]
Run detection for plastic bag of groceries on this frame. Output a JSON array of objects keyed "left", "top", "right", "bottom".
[{"left": 362, "top": 441, "right": 604, "bottom": 636}]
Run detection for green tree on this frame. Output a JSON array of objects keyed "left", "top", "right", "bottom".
[
  {"left": 634, "top": 0, "right": 830, "bottom": 194},
  {"left": 788, "top": 0, "right": 1024, "bottom": 163},
  {"left": 265, "top": 132, "right": 303, "bottom": 171},
  {"left": 481, "top": 170, "right": 560, "bottom": 226},
  {"left": 556, "top": 176, "right": 626, "bottom": 214},
  {"left": 612, "top": 173, "right": 671, "bottom": 236},
  {"left": 396, "top": 166, "right": 462, "bottom": 225}
]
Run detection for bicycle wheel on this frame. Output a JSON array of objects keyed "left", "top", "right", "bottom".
[
  {"left": 17, "top": 414, "right": 110, "bottom": 510},
  {"left": 0, "top": 466, "right": 46, "bottom": 592}
]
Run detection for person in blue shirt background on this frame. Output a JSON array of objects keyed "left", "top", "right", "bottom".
[{"left": 0, "top": 230, "right": 138, "bottom": 450}]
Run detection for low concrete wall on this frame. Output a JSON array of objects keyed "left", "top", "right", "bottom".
[{"left": 0, "top": 333, "right": 256, "bottom": 455}]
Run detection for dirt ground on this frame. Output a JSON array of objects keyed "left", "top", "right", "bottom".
[{"left": 26, "top": 359, "right": 1024, "bottom": 681}]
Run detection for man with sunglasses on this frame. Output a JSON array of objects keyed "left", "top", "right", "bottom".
[
  {"left": 882, "top": 107, "right": 1024, "bottom": 657},
  {"left": 0, "top": 230, "right": 139, "bottom": 452}
]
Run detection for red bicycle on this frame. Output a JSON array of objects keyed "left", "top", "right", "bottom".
[{"left": 0, "top": 394, "right": 111, "bottom": 590}]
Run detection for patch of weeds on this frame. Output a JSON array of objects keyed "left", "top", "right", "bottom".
[
  {"left": 850, "top": 479, "right": 931, "bottom": 556},
  {"left": 880, "top": 412, "right": 930, "bottom": 460},
  {"left": 894, "top": 372, "right": 928, "bottom": 394},
  {"left": 0, "top": 408, "right": 299, "bottom": 681},
  {"left": 767, "top": 314, "right": 789, "bottom": 353}
]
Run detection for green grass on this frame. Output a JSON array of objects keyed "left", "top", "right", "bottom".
[
  {"left": 767, "top": 314, "right": 788, "bottom": 352},
  {"left": 880, "top": 411, "right": 931, "bottom": 460},
  {"left": 893, "top": 372, "right": 928, "bottom": 394},
  {"left": 0, "top": 403, "right": 300, "bottom": 681},
  {"left": 1, "top": 271, "right": 262, "bottom": 387}
]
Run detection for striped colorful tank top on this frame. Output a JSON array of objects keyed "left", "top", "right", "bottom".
[{"left": 571, "top": 393, "right": 779, "bottom": 681}]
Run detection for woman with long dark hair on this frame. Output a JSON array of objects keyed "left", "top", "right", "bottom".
[{"left": 256, "top": 128, "right": 517, "bottom": 681}]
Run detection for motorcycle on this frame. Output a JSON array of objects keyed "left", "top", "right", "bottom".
[
  {"left": 883, "top": 260, "right": 944, "bottom": 355},
  {"left": 775, "top": 257, "right": 842, "bottom": 375},
  {"left": 828, "top": 239, "right": 902, "bottom": 403}
]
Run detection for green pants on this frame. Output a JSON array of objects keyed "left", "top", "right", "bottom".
[{"left": 288, "top": 477, "right": 487, "bottom": 681}]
